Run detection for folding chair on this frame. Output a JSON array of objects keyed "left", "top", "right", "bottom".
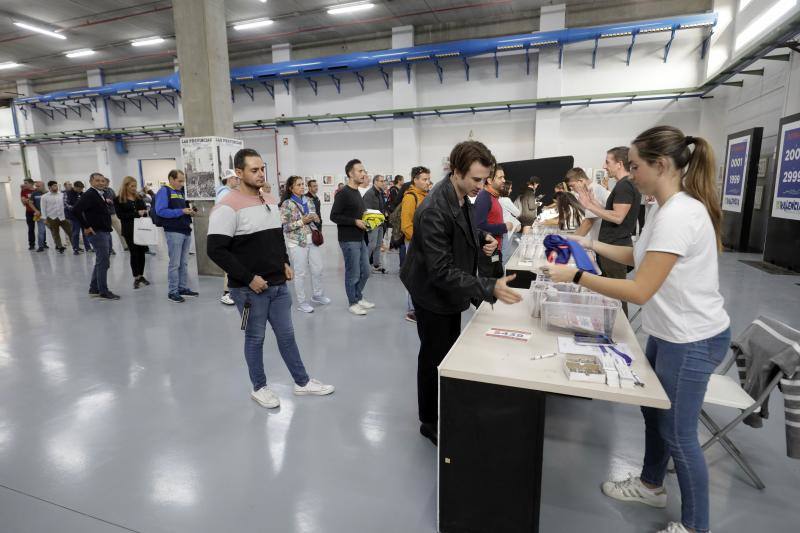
[{"left": 699, "top": 355, "right": 781, "bottom": 490}]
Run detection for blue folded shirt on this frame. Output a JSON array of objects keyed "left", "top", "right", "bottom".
[{"left": 543, "top": 234, "right": 599, "bottom": 275}]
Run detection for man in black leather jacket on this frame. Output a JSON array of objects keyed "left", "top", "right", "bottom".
[{"left": 400, "top": 141, "right": 522, "bottom": 445}]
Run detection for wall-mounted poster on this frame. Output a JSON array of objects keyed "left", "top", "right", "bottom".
[
  {"left": 770, "top": 114, "right": 800, "bottom": 221},
  {"left": 323, "top": 192, "right": 332, "bottom": 203},
  {"left": 323, "top": 175, "right": 334, "bottom": 185},
  {"left": 180, "top": 136, "right": 243, "bottom": 200},
  {"left": 722, "top": 134, "right": 751, "bottom": 213}
]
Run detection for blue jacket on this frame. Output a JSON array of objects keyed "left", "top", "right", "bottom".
[{"left": 155, "top": 185, "right": 192, "bottom": 235}]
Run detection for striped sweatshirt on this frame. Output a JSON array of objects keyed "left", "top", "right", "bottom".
[{"left": 207, "top": 190, "right": 290, "bottom": 288}]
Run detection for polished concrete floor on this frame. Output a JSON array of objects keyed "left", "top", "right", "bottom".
[{"left": 0, "top": 219, "right": 798, "bottom": 533}]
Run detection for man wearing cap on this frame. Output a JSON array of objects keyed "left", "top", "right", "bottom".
[{"left": 216, "top": 169, "right": 240, "bottom": 305}]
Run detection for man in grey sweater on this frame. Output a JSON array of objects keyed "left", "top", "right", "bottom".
[{"left": 363, "top": 174, "right": 388, "bottom": 274}]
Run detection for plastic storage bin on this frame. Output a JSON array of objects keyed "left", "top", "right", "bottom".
[
  {"left": 528, "top": 281, "right": 585, "bottom": 318},
  {"left": 541, "top": 291, "right": 621, "bottom": 336}
]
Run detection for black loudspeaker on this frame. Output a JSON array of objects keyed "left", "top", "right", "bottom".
[
  {"left": 763, "top": 112, "right": 800, "bottom": 272},
  {"left": 721, "top": 128, "right": 763, "bottom": 251},
  {"left": 500, "top": 155, "right": 575, "bottom": 206}
]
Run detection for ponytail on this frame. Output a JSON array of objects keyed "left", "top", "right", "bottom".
[
  {"left": 632, "top": 126, "right": 723, "bottom": 249},
  {"left": 684, "top": 137, "right": 722, "bottom": 249}
]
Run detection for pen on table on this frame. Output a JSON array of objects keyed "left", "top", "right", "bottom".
[{"left": 531, "top": 352, "right": 558, "bottom": 361}]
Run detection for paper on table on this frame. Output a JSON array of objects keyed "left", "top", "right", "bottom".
[
  {"left": 557, "top": 337, "right": 634, "bottom": 360},
  {"left": 486, "top": 328, "right": 532, "bottom": 342}
]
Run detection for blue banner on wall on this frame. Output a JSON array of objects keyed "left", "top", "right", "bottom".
[
  {"left": 771, "top": 117, "right": 800, "bottom": 221},
  {"left": 722, "top": 135, "right": 750, "bottom": 213}
]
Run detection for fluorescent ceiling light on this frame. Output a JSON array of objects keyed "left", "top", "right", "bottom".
[
  {"left": 735, "top": 0, "right": 797, "bottom": 50},
  {"left": 13, "top": 21, "right": 67, "bottom": 40},
  {"left": 233, "top": 18, "right": 274, "bottom": 31},
  {"left": 0, "top": 62, "right": 22, "bottom": 70},
  {"left": 327, "top": 2, "right": 375, "bottom": 15},
  {"left": 65, "top": 49, "right": 95, "bottom": 58},
  {"left": 131, "top": 36, "right": 165, "bottom": 47}
]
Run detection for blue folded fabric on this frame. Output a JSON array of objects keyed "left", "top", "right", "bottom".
[{"left": 543, "top": 234, "right": 600, "bottom": 275}]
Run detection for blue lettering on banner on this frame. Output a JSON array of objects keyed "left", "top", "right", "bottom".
[
  {"left": 725, "top": 141, "right": 747, "bottom": 197},
  {"left": 773, "top": 121, "right": 800, "bottom": 220}
]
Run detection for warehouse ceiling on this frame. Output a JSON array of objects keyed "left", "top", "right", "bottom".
[{"left": 0, "top": 0, "right": 712, "bottom": 94}]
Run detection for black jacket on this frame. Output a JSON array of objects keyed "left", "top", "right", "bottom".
[
  {"left": 400, "top": 178, "right": 497, "bottom": 314},
  {"left": 114, "top": 197, "right": 147, "bottom": 242},
  {"left": 72, "top": 187, "right": 112, "bottom": 232},
  {"left": 363, "top": 186, "right": 387, "bottom": 214},
  {"left": 305, "top": 193, "right": 322, "bottom": 226}
]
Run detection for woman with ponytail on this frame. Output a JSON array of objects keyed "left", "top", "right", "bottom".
[{"left": 545, "top": 126, "right": 730, "bottom": 533}]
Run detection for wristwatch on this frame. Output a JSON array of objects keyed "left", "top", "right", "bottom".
[{"left": 572, "top": 269, "right": 584, "bottom": 284}]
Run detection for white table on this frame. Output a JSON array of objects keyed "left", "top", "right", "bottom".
[{"left": 436, "top": 289, "right": 669, "bottom": 533}]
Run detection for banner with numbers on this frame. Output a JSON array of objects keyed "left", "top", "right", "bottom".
[
  {"left": 722, "top": 135, "right": 751, "bottom": 213},
  {"left": 771, "top": 116, "right": 800, "bottom": 221}
]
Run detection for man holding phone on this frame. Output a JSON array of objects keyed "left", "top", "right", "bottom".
[
  {"left": 155, "top": 169, "right": 199, "bottom": 303},
  {"left": 401, "top": 141, "right": 522, "bottom": 445}
]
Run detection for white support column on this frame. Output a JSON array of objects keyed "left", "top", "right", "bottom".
[
  {"left": 533, "top": 4, "right": 565, "bottom": 159},
  {"left": 87, "top": 69, "right": 124, "bottom": 187},
  {"left": 273, "top": 43, "right": 297, "bottom": 188},
  {"left": 391, "top": 25, "right": 420, "bottom": 175},
  {"left": 16, "top": 79, "right": 54, "bottom": 180}
]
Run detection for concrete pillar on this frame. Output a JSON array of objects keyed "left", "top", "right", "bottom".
[
  {"left": 16, "top": 80, "right": 54, "bottom": 181},
  {"left": 533, "top": 4, "right": 565, "bottom": 159},
  {"left": 172, "top": 0, "right": 235, "bottom": 276},
  {"left": 391, "top": 26, "right": 420, "bottom": 175},
  {"left": 272, "top": 43, "right": 297, "bottom": 188},
  {"left": 87, "top": 69, "right": 125, "bottom": 188}
]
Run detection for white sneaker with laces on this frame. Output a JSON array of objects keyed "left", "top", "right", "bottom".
[
  {"left": 358, "top": 299, "right": 375, "bottom": 309},
  {"left": 297, "top": 303, "right": 314, "bottom": 313},
  {"left": 349, "top": 304, "right": 367, "bottom": 316},
  {"left": 311, "top": 295, "right": 331, "bottom": 305},
  {"left": 601, "top": 474, "right": 667, "bottom": 508},
  {"left": 294, "top": 378, "right": 335, "bottom": 396},
  {"left": 657, "top": 522, "right": 696, "bottom": 533},
  {"left": 220, "top": 292, "right": 235, "bottom": 305},
  {"left": 250, "top": 387, "right": 280, "bottom": 408}
]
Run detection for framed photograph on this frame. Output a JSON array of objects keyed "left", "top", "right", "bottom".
[
  {"left": 323, "top": 175, "right": 334, "bottom": 185},
  {"left": 757, "top": 156, "right": 769, "bottom": 178},
  {"left": 323, "top": 192, "right": 332, "bottom": 203}
]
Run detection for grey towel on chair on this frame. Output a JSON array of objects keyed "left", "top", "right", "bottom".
[{"left": 732, "top": 316, "right": 800, "bottom": 459}]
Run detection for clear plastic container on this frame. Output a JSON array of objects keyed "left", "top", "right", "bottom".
[
  {"left": 528, "top": 281, "right": 585, "bottom": 318},
  {"left": 541, "top": 291, "right": 621, "bottom": 336}
]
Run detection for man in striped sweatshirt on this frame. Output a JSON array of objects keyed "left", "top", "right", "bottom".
[{"left": 207, "top": 148, "right": 334, "bottom": 409}]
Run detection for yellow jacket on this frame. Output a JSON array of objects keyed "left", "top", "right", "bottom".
[{"left": 401, "top": 185, "right": 428, "bottom": 241}]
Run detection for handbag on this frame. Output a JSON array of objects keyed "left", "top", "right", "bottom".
[
  {"left": 133, "top": 217, "right": 159, "bottom": 246},
  {"left": 311, "top": 227, "right": 324, "bottom": 246}
]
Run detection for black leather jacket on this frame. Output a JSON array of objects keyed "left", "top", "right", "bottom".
[{"left": 400, "top": 178, "right": 497, "bottom": 314}]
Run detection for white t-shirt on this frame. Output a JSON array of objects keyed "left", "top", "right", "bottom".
[
  {"left": 633, "top": 192, "right": 729, "bottom": 343},
  {"left": 585, "top": 182, "right": 610, "bottom": 241}
]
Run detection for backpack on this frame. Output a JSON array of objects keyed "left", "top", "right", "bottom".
[
  {"left": 389, "top": 191, "right": 418, "bottom": 249},
  {"left": 150, "top": 187, "right": 165, "bottom": 227}
]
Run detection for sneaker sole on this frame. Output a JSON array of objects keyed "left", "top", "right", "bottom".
[
  {"left": 294, "top": 388, "right": 335, "bottom": 396},
  {"left": 168, "top": 299, "right": 185, "bottom": 304},
  {"left": 297, "top": 308, "right": 314, "bottom": 313},
  {"left": 180, "top": 294, "right": 199, "bottom": 298},
  {"left": 220, "top": 301, "right": 235, "bottom": 306},
  {"left": 250, "top": 395, "right": 280, "bottom": 408},
  {"left": 601, "top": 484, "right": 667, "bottom": 508}
]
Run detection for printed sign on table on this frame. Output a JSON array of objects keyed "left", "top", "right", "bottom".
[
  {"left": 722, "top": 135, "right": 751, "bottom": 213},
  {"left": 771, "top": 117, "right": 800, "bottom": 221}
]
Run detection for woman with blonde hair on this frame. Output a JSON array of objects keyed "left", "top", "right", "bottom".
[
  {"left": 114, "top": 176, "right": 150, "bottom": 289},
  {"left": 545, "top": 126, "right": 729, "bottom": 533}
]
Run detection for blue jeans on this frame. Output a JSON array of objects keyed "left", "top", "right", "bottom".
[
  {"left": 640, "top": 328, "right": 731, "bottom": 533},
  {"left": 88, "top": 231, "right": 112, "bottom": 294},
  {"left": 36, "top": 219, "right": 47, "bottom": 248},
  {"left": 69, "top": 217, "right": 92, "bottom": 250},
  {"left": 165, "top": 231, "right": 192, "bottom": 295},
  {"left": 339, "top": 240, "right": 370, "bottom": 305},
  {"left": 229, "top": 284, "right": 310, "bottom": 391}
]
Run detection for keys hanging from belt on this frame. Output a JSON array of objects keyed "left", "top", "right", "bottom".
[{"left": 241, "top": 300, "right": 251, "bottom": 331}]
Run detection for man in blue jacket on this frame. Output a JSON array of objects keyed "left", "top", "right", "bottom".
[{"left": 155, "top": 169, "right": 198, "bottom": 303}]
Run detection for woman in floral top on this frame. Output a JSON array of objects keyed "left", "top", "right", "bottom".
[{"left": 280, "top": 176, "right": 331, "bottom": 313}]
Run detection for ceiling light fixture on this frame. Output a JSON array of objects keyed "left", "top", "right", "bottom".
[
  {"left": 13, "top": 21, "right": 67, "bottom": 40},
  {"left": 65, "top": 49, "right": 95, "bottom": 58},
  {"left": 131, "top": 36, "right": 165, "bottom": 47},
  {"left": 327, "top": 2, "right": 375, "bottom": 15},
  {"left": 233, "top": 18, "right": 274, "bottom": 31},
  {"left": 0, "top": 62, "right": 22, "bottom": 70}
]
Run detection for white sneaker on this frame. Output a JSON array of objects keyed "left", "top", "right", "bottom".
[
  {"left": 349, "top": 304, "right": 367, "bottom": 316},
  {"left": 601, "top": 474, "right": 667, "bottom": 508},
  {"left": 220, "top": 292, "right": 235, "bottom": 305},
  {"left": 311, "top": 295, "right": 331, "bottom": 305},
  {"left": 250, "top": 387, "right": 280, "bottom": 408},
  {"left": 657, "top": 523, "right": 694, "bottom": 533},
  {"left": 358, "top": 299, "right": 375, "bottom": 309},
  {"left": 294, "top": 378, "right": 335, "bottom": 396},
  {"left": 297, "top": 302, "right": 314, "bottom": 313}
]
